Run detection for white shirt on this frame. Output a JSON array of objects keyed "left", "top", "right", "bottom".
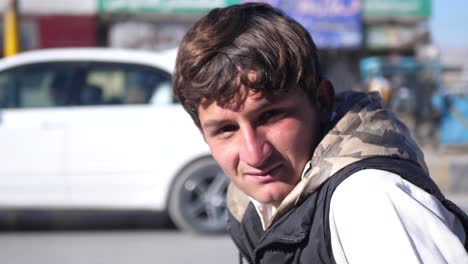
[
  {"left": 251, "top": 169, "right": 468, "bottom": 263},
  {"left": 330, "top": 169, "right": 467, "bottom": 264}
]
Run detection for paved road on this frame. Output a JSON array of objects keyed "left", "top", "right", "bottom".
[
  {"left": 0, "top": 230, "right": 238, "bottom": 264},
  {"left": 1, "top": 201, "right": 467, "bottom": 264}
]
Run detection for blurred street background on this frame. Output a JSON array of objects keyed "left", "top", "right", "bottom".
[{"left": 1, "top": 0, "right": 467, "bottom": 263}]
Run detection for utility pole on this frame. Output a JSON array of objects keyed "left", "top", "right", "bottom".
[{"left": 3, "top": 0, "right": 20, "bottom": 57}]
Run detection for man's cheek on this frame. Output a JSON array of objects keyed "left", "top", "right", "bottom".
[{"left": 211, "top": 150, "right": 231, "bottom": 173}]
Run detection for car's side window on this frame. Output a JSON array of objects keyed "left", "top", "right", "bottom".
[
  {"left": 0, "top": 62, "right": 74, "bottom": 109},
  {"left": 0, "top": 61, "right": 174, "bottom": 109},
  {"left": 80, "top": 62, "right": 173, "bottom": 106},
  {"left": 0, "top": 70, "right": 16, "bottom": 108}
]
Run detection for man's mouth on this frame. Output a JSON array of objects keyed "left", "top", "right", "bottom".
[{"left": 243, "top": 163, "right": 283, "bottom": 182}]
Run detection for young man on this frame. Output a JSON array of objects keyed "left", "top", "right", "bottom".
[{"left": 173, "top": 3, "right": 468, "bottom": 263}]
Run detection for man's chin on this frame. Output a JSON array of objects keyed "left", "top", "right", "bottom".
[{"left": 250, "top": 187, "right": 290, "bottom": 206}]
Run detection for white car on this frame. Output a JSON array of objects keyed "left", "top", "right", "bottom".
[{"left": 0, "top": 48, "right": 229, "bottom": 233}]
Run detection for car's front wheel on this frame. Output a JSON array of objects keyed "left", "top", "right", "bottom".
[{"left": 168, "top": 157, "right": 229, "bottom": 234}]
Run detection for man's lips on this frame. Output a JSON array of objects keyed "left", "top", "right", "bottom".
[{"left": 243, "top": 163, "right": 282, "bottom": 181}]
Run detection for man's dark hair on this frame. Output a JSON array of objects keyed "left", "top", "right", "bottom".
[{"left": 173, "top": 2, "right": 323, "bottom": 127}]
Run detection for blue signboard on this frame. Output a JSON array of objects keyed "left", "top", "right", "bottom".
[{"left": 245, "top": 0, "right": 362, "bottom": 49}]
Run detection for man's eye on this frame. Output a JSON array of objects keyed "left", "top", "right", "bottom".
[
  {"left": 258, "top": 109, "right": 285, "bottom": 124},
  {"left": 221, "top": 125, "right": 237, "bottom": 132},
  {"left": 215, "top": 125, "right": 237, "bottom": 136}
]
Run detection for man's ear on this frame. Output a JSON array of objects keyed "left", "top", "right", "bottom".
[{"left": 315, "top": 79, "right": 335, "bottom": 121}]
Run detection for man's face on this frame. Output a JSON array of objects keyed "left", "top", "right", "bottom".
[{"left": 198, "top": 87, "right": 321, "bottom": 207}]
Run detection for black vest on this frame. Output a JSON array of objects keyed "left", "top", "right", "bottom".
[{"left": 227, "top": 157, "right": 468, "bottom": 264}]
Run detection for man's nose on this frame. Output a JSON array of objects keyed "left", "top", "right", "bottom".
[{"left": 239, "top": 126, "right": 271, "bottom": 167}]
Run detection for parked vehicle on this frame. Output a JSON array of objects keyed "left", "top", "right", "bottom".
[{"left": 0, "top": 48, "right": 229, "bottom": 233}]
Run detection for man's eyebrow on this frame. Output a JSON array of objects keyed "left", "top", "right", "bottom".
[
  {"left": 256, "top": 96, "right": 293, "bottom": 112},
  {"left": 201, "top": 119, "right": 228, "bottom": 130}
]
